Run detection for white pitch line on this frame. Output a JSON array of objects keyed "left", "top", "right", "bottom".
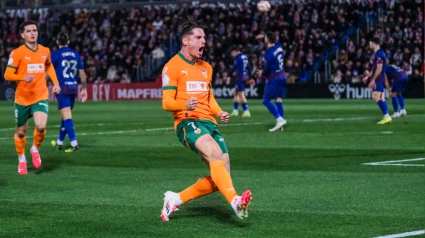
[
  {"left": 0, "top": 122, "right": 146, "bottom": 131},
  {"left": 0, "top": 122, "right": 265, "bottom": 140},
  {"left": 374, "top": 229, "right": 425, "bottom": 238},
  {"left": 363, "top": 158, "right": 425, "bottom": 167},
  {"left": 302, "top": 114, "right": 425, "bottom": 123},
  {"left": 302, "top": 117, "right": 369, "bottom": 122},
  {"left": 365, "top": 164, "right": 424, "bottom": 167}
]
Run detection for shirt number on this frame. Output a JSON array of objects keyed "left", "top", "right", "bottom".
[{"left": 61, "top": 60, "right": 78, "bottom": 78}]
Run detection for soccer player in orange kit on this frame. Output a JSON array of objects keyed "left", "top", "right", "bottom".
[
  {"left": 4, "top": 20, "right": 61, "bottom": 175},
  {"left": 160, "top": 18, "right": 252, "bottom": 221}
]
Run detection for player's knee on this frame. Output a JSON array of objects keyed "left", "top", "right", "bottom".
[
  {"left": 372, "top": 94, "right": 380, "bottom": 102},
  {"left": 35, "top": 127, "right": 45, "bottom": 133},
  {"left": 262, "top": 99, "right": 269, "bottom": 105},
  {"left": 16, "top": 131, "right": 26, "bottom": 138}
]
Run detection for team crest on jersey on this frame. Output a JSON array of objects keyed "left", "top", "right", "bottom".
[
  {"left": 201, "top": 69, "right": 207, "bottom": 78},
  {"left": 42, "top": 54, "right": 46, "bottom": 59},
  {"left": 195, "top": 128, "right": 201, "bottom": 134}
]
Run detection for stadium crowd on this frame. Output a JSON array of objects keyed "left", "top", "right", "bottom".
[{"left": 0, "top": 0, "right": 423, "bottom": 84}]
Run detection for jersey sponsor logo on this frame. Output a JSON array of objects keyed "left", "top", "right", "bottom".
[
  {"left": 27, "top": 64, "right": 45, "bottom": 73},
  {"left": 201, "top": 69, "right": 207, "bottom": 78},
  {"left": 162, "top": 74, "right": 170, "bottom": 86},
  {"left": 186, "top": 81, "right": 209, "bottom": 94},
  {"left": 162, "top": 66, "right": 168, "bottom": 74}
]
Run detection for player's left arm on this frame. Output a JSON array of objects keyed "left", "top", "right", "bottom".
[
  {"left": 246, "top": 61, "right": 255, "bottom": 86},
  {"left": 77, "top": 54, "right": 88, "bottom": 102},
  {"left": 208, "top": 66, "right": 229, "bottom": 123}
]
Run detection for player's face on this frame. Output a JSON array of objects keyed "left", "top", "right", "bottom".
[
  {"left": 184, "top": 28, "right": 206, "bottom": 59},
  {"left": 231, "top": 50, "right": 238, "bottom": 58},
  {"left": 21, "top": 25, "right": 38, "bottom": 44},
  {"left": 369, "top": 41, "right": 376, "bottom": 51}
]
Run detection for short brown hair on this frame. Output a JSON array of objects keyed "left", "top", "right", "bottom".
[
  {"left": 178, "top": 17, "right": 205, "bottom": 39},
  {"left": 19, "top": 20, "right": 38, "bottom": 33}
]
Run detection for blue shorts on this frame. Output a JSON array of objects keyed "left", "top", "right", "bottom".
[
  {"left": 235, "top": 79, "right": 245, "bottom": 92},
  {"left": 264, "top": 79, "right": 287, "bottom": 100},
  {"left": 373, "top": 80, "right": 385, "bottom": 92},
  {"left": 391, "top": 77, "right": 408, "bottom": 93},
  {"left": 56, "top": 94, "right": 77, "bottom": 110}
]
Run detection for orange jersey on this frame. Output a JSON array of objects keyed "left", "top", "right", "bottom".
[
  {"left": 7, "top": 44, "right": 53, "bottom": 106},
  {"left": 162, "top": 52, "right": 222, "bottom": 129}
]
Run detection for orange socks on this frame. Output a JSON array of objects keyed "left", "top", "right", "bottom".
[
  {"left": 14, "top": 134, "right": 26, "bottom": 156},
  {"left": 179, "top": 176, "right": 218, "bottom": 203},
  {"left": 209, "top": 160, "right": 238, "bottom": 203},
  {"left": 33, "top": 129, "right": 46, "bottom": 149}
]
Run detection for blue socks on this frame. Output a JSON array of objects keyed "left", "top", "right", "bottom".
[
  {"left": 391, "top": 97, "right": 399, "bottom": 112},
  {"left": 275, "top": 102, "right": 284, "bottom": 118},
  {"left": 397, "top": 95, "right": 405, "bottom": 109},
  {"left": 63, "top": 119, "right": 76, "bottom": 142},
  {"left": 263, "top": 99, "right": 280, "bottom": 118},
  {"left": 241, "top": 103, "right": 248, "bottom": 111},
  {"left": 233, "top": 102, "right": 239, "bottom": 111},
  {"left": 377, "top": 100, "right": 389, "bottom": 115},
  {"left": 58, "top": 120, "right": 66, "bottom": 142}
]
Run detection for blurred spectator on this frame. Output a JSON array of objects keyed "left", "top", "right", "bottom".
[
  {"left": 331, "top": 70, "right": 343, "bottom": 83},
  {"left": 0, "top": 0, "right": 423, "bottom": 85}
]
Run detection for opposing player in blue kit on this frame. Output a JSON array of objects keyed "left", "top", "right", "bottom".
[
  {"left": 50, "top": 33, "right": 87, "bottom": 152},
  {"left": 363, "top": 37, "right": 392, "bottom": 124},
  {"left": 229, "top": 48, "right": 254, "bottom": 118},
  {"left": 385, "top": 64, "right": 408, "bottom": 118},
  {"left": 257, "top": 32, "right": 287, "bottom": 132}
]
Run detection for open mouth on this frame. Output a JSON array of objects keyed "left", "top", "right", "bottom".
[{"left": 199, "top": 46, "right": 205, "bottom": 52}]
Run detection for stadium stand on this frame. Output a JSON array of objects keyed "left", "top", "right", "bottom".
[{"left": 0, "top": 0, "right": 423, "bottom": 84}]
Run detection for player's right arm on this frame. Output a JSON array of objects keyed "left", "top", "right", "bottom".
[
  {"left": 162, "top": 64, "right": 193, "bottom": 111},
  {"left": 261, "top": 54, "right": 271, "bottom": 78},
  {"left": 4, "top": 50, "right": 33, "bottom": 82},
  {"left": 385, "top": 76, "right": 391, "bottom": 93},
  {"left": 228, "top": 58, "right": 238, "bottom": 76}
]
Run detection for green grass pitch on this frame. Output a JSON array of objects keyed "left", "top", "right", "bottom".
[{"left": 0, "top": 99, "right": 424, "bottom": 238}]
